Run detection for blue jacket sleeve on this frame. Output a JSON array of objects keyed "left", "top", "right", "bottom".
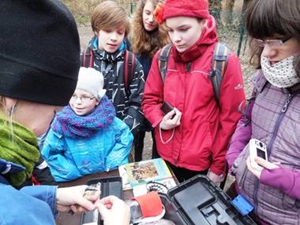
[
  {"left": 20, "top": 185, "right": 57, "bottom": 214},
  {"left": 0, "top": 183, "right": 57, "bottom": 224}
]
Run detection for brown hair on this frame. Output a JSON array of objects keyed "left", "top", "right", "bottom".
[
  {"left": 130, "top": 0, "right": 169, "bottom": 58},
  {"left": 91, "top": 0, "right": 130, "bottom": 37},
  {"left": 246, "top": 0, "right": 300, "bottom": 76}
]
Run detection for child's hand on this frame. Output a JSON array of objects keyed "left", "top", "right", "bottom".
[{"left": 159, "top": 108, "right": 182, "bottom": 130}]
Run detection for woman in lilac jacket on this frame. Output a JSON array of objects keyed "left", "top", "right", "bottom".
[{"left": 226, "top": 0, "right": 300, "bottom": 224}]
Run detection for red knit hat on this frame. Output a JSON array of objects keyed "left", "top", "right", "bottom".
[{"left": 162, "top": 0, "right": 209, "bottom": 21}]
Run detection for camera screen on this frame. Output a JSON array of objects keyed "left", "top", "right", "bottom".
[{"left": 256, "top": 148, "right": 266, "bottom": 159}]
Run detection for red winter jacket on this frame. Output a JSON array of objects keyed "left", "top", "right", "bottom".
[{"left": 142, "top": 16, "right": 245, "bottom": 176}]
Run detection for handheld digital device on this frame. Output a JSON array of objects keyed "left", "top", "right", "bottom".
[
  {"left": 249, "top": 138, "right": 268, "bottom": 170},
  {"left": 160, "top": 101, "right": 174, "bottom": 115}
]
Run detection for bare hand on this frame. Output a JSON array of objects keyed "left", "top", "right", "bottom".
[
  {"left": 56, "top": 185, "right": 100, "bottom": 213},
  {"left": 207, "top": 170, "right": 224, "bottom": 186},
  {"left": 160, "top": 108, "right": 182, "bottom": 130},
  {"left": 246, "top": 156, "right": 279, "bottom": 179},
  {"left": 96, "top": 196, "right": 130, "bottom": 225}
]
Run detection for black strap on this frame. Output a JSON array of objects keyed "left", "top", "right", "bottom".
[
  {"left": 209, "top": 42, "right": 229, "bottom": 105},
  {"left": 159, "top": 43, "right": 172, "bottom": 82}
]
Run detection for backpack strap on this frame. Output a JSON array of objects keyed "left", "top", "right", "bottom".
[
  {"left": 158, "top": 42, "right": 229, "bottom": 105},
  {"left": 209, "top": 42, "right": 230, "bottom": 105},
  {"left": 158, "top": 43, "right": 172, "bottom": 82},
  {"left": 81, "top": 49, "right": 94, "bottom": 67},
  {"left": 124, "top": 50, "right": 135, "bottom": 92}
]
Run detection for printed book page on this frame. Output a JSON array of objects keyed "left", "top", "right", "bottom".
[{"left": 118, "top": 158, "right": 176, "bottom": 191}]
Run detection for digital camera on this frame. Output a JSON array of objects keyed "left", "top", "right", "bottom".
[{"left": 249, "top": 138, "right": 268, "bottom": 170}]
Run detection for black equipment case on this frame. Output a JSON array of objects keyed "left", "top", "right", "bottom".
[
  {"left": 80, "top": 175, "right": 257, "bottom": 225},
  {"left": 160, "top": 174, "right": 257, "bottom": 225}
]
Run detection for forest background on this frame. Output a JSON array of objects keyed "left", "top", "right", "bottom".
[{"left": 63, "top": 0, "right": 254, "bottom": 96}]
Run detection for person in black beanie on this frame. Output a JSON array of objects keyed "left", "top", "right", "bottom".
[
  {"left": 0, "top": 0, "right": 109, "bottom": 224},
  {"left": 0, "top": 0, "right": 82, "bottom": 188},
  {"left": 0, "top": 0, "right": 79, "bottom": 104}
]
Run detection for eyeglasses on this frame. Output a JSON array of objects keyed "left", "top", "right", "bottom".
[
  {"left": 70, "top": 95, "right": 95, "bottom": 103},
  {"left": 254, "top": 37, "right": 291, "bottom": 48}
]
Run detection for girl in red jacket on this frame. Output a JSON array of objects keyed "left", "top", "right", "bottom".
[{"left": 142, "top": 0, "right": 245, "bottom": 186}]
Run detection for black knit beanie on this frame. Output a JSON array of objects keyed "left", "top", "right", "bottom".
[{"left": 0, "top": 0, "right": 80, "bottom": 106}]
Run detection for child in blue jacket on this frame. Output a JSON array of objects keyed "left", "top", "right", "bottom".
[{"left": 42, "top": 67, "right": 133, "bottom": 182}]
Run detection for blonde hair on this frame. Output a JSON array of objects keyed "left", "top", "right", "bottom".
[
  {"left": 0, "top": 96, "right": 6, "bottom": 113},
  {"left": 130, "top": 0, "right": 169, "bottom": 58},
  {"left": 91, "top": 1, "right": 130, "bottom": 37},
  {"left": 0, "top": 96, "right": 16, "bottom": 139}
]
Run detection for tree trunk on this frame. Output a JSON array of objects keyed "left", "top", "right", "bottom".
[
  {"left": 209, "top": 0, "right": 223, "bottom": 26},
  {"left": 224, "top": 0, "right": 235, "bottom": 25}
]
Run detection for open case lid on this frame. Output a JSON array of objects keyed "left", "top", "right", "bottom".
[{"left": 162, "top": 174, "right": 257, "bottom": 225}]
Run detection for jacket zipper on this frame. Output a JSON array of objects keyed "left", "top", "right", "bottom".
[{"left": 174, "top": 62, "right": 192, "bottom": 166}]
